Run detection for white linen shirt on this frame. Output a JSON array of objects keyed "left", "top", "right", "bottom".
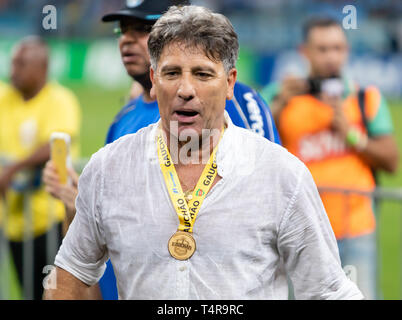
[{"left": 54, "top": 115, "right": 363, "bottom": 300}]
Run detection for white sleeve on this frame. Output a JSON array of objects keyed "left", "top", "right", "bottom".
[
  {"left": 277, "top": 165, "right": 364, "bottom": 300},
  {"left": 54, "top": 150, "right": 108, "bottom": 286}
]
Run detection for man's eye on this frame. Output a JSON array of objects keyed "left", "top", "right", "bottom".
[
  {"left": 165, "top": 71, "right": 179, "bottom": 77},
  {"left": 197, "top": 72, "right": 211, "bottom": 78}
]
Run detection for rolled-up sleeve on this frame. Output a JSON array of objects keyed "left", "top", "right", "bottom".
[
  {"left": 277, "top": 165, "right": 364, "bottom": 300},
  {"left": 54, "top": 150, "right": 108, "bottom": 286}
]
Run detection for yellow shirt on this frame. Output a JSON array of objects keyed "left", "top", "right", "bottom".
[
  {"left": 0, "top": 80, "right": 8, "bottom": 98},
  {"left": 0, "top": 82, "right": 81, "bottom": 241}
]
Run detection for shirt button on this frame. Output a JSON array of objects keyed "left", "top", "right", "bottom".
[{"left": 179, "top": 266, "right": 186, "bottom": 272}]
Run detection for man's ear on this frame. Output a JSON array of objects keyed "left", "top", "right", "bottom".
[
  {"left": 226, "top": 68, "right": 237, "bottom": 100},
  {"left": 150, "top": 66, "right": 156, "bottom": 100}
]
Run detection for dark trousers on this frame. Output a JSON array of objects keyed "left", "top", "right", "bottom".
[{"left": 9, "top": 222, "right": 62, "bottom": 300}]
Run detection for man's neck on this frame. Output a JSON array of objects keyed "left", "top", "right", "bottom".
[
  {"left": 142, "top": 89, "right": 154, "bottom": 103},
  {"left": 308, "top": 71, "right": 342, "bottom": 79},
  {"left": 20, "top": 80, "right": 46, "bottom": 101},
  {"left": 132, "top": 72, "right": 153, "bottom": 102},
  {"left": 164, "top": 127, "right": 224, "bottom": 168}
]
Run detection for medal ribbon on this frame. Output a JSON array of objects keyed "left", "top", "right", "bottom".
[{"left": 156, "top": 126, "right": 224, "bottom": 233}]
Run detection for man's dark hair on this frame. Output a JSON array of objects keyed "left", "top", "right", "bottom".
[
  {"left": 148, "top": 5, "right": 239, "bottom": 73},
  {"left": 302, "top": 17, "right": 343, "bottom": 42}
]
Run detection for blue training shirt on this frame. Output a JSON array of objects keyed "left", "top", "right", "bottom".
[{"left": 99, "top": 81, "right": 281, "bottom": 299}]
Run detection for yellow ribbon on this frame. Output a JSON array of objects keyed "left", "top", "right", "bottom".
[{"left": 156, "top": 126, "right": 224, "bottom": 233}]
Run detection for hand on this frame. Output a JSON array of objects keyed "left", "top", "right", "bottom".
[
  {"left": 278, "top": 76, "right": 309, "bottom": 104},
  {"left": 43, "top": 160, "right": 79, "bottom": 220},
  {"left": 58, "top": 167, "right": 79, "bottom": 215},
  {"left": 271, "top": 76, "right": 309, "bottom": 123},
  {"left": 43, "top": 160, "right": 63, "bottom": 199},
  {"left": 320, "top": 93, "right": 350, "bottom": 141}
]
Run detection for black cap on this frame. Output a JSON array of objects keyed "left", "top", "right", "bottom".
[{"left": 102, "top": 0, "right": 190, "bottom": 23}]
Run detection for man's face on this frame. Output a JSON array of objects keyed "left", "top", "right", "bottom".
[
  {"left": 118, "top": 18, "right": 151, "bottom": 78},
  {"left": 150, "top": 42, "right": 237, "bottom": 139},
  {"left": 301, "top": 25, "right": 349, "bottom": 78},
  {"left": 10, "top": 45, "right": 46, "bottom": 92}
]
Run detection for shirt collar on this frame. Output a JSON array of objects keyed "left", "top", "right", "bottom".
[
  {"left": 149, "top": 111, "right": 234, "bottom": 179},
  {"left": 215, "top": 111, "right": 233, "bottom": 178}
]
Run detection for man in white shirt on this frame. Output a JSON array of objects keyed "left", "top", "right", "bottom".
[{"left": 44, "top": 5, "right": 363, "bottom": 300}]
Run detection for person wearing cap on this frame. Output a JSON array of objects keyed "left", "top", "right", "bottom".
[
  {"left": 44, "top": 5, "right": 363, "bottom": 300},
  {"left": 260, "top": 17, "right": 399, "bottom": 299},
  {"left": 43, "top": 0, "right": 280, "bottom": 300},
  {"left": 101, "top": 0, "right": 280, "bottom": 145}
]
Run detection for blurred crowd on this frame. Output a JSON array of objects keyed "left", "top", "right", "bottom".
[{"left": 0, "top": 0, "right": 401, "bottom": 53}]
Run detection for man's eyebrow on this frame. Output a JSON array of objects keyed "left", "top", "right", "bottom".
[
  {"left": 160, "top": 65, "right": 217, "bottom": 74},
  {"left": 160, "top": 65, "right": 181, "bottom": 73},
  {"left": 191, "top": 66, "right": 217, "bottom": 74}
]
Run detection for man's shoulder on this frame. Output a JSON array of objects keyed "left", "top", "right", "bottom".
[
  {"left": 228, "top": 124, "right": 308, "bottom": 187},
  {"left": 85, "top": 122, "right": 157, "bottom": 178},
  {"left": 0, "top": 82, "right": 18, "bottom": 101},
  {"left": 233, "top": 81, "right": 262, "bottom": 102},
  {"left": 233, "top": 81, "right": 254, "bottom": 93},
  {"left": 46, "top": 82, "right": 76, "bottom": 98},
  {"left": 111, "top": 95, "right": 146, "bottom": 124},
  {"left": 231, "top": 124, "right": 299, "bottom": 165},
  {"left": 44, "top": 82, "right": 80, "bottom": 107},
  {"left": 0, "top": 81, "right": 9, "bottom": 95}
]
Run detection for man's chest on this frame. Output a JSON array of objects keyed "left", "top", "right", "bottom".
[
  {"left": 175, "top": 164, "right": 222, "bottom": 193},
  {"left": 101, "top": 173, "right": 279, "bottom": 265}
]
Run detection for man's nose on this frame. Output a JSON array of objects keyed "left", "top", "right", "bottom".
[
  {"left": 177, "top": 74, "right": 195, "bottom": 101},
  {"left": 119, "top": 31, "right": 139, "bottom": 45}
]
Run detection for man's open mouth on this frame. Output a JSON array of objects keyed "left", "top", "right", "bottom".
[
  {"left": 175, "top": 110, "right": 199, "bottom": 117},
  {"left": 173, "top": 109, "right": 200, "bottom": 123}
]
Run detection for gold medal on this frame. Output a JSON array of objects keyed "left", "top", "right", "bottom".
[
  {"left": 168, "top": 231, "right": 196, "bottom": 260},
  {"left": 156, "top": 125, "right": 224, "bottom": 260}
]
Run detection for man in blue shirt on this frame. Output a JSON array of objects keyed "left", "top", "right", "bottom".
[
  {"left": 103, "top": 0, "right": 280, "bottom": 145},
  {"left": 43, "top": 0, "right": 280, "bottom": 299}
]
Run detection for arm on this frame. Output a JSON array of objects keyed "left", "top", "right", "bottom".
[
  {"left": 44, "top": 151, "right": 108, "bottom": 299},
  {"left": 355, "top": 135, "right": 398, "bottom": 173},
  {"left": 278, "top": 165, "right": 364, "bottom": 299},
  {"left": 329, "top": 94, "right": 399, "bottom": 173},
  {"left": 0, "top": 143, "right": 50, "bottom": 197},
  {"left": 42, "top": 158, "right": 104, "bottom": 300},
  {"left": 43, "top": 266, "right": 102, "bottom": 300}
]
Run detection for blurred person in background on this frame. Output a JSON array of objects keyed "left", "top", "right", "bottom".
[
  {"left": 43, "top": 0, "right": 281, "bottom": 300},
  {"left": 260, "top": 17, "right": 399, "bottom": 299},
  {"left": 0, "top": 80, "right": 8, "bottom": 97},
  {"left": 0, "top": 36, "right": 81, "bottom": 299}
]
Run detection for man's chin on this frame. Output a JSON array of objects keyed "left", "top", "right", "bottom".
[{"left": 321, "top": 71, "right": 341, "bottom": 79}]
